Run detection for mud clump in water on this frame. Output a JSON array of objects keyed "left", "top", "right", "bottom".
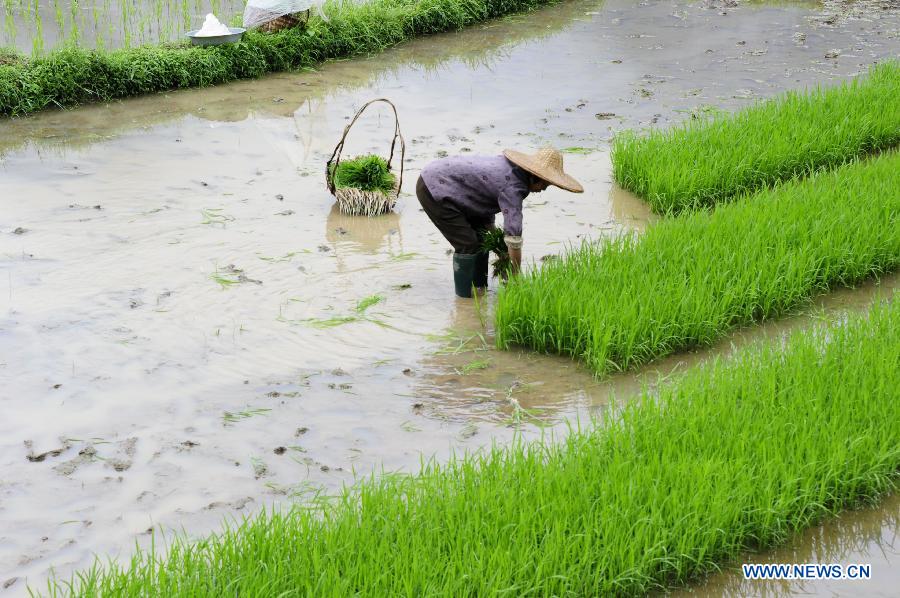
[
  {"left": 221, "top": 264, "right": 263, "bottom": 285},
  {"left": 51, "top": 438, "right": 137, "bottom": 475},
  {"left": 253, "top": 461, "right": 268, "bottom": 479},
  {"left": 24, "top": 439, "right": 71, "bottom": 463},
  {"left": 54, "top": 445, "right": 98, "bottom": 476},
  {"left": 108, "top": 438, "right": 138, "bottom": 472},
  {"left": 205, "top": 497, "right": 254, "bottom": 511}
]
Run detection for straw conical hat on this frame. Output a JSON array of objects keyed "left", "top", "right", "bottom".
[{"left": 503, "top": 147, "right": 584, "bottom": 193}]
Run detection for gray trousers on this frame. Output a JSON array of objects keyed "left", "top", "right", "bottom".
[{"left": 416, "top": 176, "right": 494, "bottom": 254}]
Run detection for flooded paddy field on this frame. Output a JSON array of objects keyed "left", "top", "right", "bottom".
[{"left": 1, "top": 0, "right": 898, "bottom": 593}]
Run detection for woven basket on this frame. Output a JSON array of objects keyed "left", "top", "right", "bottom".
[
  {"left": 258, "top": 10, "right": 308, "bottom": 33},
  {"left": 325, "top": 98, "right": 406, "bottom": 217}
]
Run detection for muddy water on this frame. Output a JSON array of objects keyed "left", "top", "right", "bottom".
[{"left": 1, "top": 0, "right": 899, "bottom": 593}]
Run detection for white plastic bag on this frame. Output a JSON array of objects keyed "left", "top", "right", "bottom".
[{"left": 243, "top": 0, "right": 327, "bottom": 29}]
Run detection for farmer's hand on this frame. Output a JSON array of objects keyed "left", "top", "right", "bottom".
[{"left": 509, "top": 247, "right": 522, "bottom": 275}]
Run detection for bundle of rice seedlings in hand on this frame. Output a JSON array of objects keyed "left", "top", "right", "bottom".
[
  {"left": 481, "top": 227, "right": 513, "bottom": 280},
  {"left": 329, "top": 155, "right": 398, "bottom": 216}
]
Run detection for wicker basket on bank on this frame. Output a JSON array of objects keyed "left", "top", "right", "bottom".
[
  {"left": 258, "top": 10, "right": 308, "bottom": 33},
  {"left": 243, "top": 0, "right": 316, "bottom": 33},
  {"left": 325, "top": 98, "right": 405, "bottom": 217}
]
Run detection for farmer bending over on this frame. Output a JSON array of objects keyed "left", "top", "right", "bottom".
[{"left": 416, "top": 147, "right": 583, "bottom": 297}]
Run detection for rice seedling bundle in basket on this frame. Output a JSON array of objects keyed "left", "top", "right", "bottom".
[{"left": 326, "top": 98, "right": 405, "bottom": 217}]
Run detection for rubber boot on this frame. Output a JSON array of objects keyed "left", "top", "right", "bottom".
[
  {"left": 453, "top": 253, "right": 478, "bottom": 298},
  {"left": 473, "top": 251, "right": 489, "bottom": 292}
]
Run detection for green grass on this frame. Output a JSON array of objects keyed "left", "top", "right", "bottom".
[
  {"left": 331, "top": 155, "right": 396, "bottom": 194},
  {"left": 209, "top": 272, "right": 240, "bottom": 288},
  {"left": 456, "top": 356, "right": 491, "bottom": 374},
  {"left": 199, "top": 207, "right": 234, "bottom": 226},
  {"left": 0, "top": 0, "right": 561, "bottom": 117},
  {"left": 288, "top": 294, "right": 389, "bottom": 328},
  {"left": 496, "top": 150, "right": 899, "bottom": 376},
  {"left": 611, "top": 61, "right": 900, "bottom": 214},
  {"left": 43, "top": 299, "right": 899, "bottom": 596},
  {"left": 354, "top": 293, "right": 385, "bottom": 313},
  {"left": 222, "top": 407, "right": 271, "bottom": 424}
]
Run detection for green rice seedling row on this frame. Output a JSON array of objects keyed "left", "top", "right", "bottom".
[
  {"left": 44, "top": 299, "right": 900, "bottom": 596},
  {"left": 611, "top": 61, "right": 900, "bottom": 214},
  {"left": 0, "top": 0, "right": 560, "bottom": 117},
  {"left": 495, "top": 150, "right": 899, "bottom": 375}
]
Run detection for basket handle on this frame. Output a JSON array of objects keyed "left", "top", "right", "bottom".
[{"left": 325, "top": 98, "right": 406, "bottom": 199}]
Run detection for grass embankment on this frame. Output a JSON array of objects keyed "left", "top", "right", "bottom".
[
  {"left": 495, "top": 150, "right": 899, "bottom": 376},
  {"left": 611, "top": 61, "right": 900, "bottom": 213},
  {"left": 47, "top": 300, "right": 899, "bottom": 596},
  {"left": 0, "top": 0, "right": 558, "bottom": 118}
]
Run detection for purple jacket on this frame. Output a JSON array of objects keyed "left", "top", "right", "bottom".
[{"left": 420, "top": 155, "right": 530, "bottom": 237}]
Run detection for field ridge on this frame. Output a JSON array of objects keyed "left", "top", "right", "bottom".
[{"left": 0, "top": 0, "right": 560, "bottom": 118}]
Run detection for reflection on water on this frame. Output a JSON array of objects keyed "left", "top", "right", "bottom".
[
  {"left": 414, "top": 297, "right": 602, "bottom": 425},
  {"left": 610, "top": 182, "right": 658, "bottom": 232},
  {"left": 325, "top": 204, "right": 404, "bottom": 255}
]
